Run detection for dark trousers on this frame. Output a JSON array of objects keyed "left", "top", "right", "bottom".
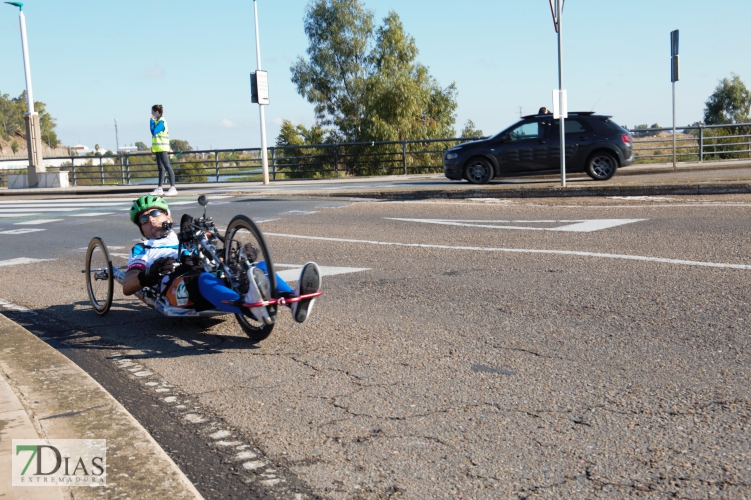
[{"left": 155, "top": 151, "right": 175, "bottom": 187}]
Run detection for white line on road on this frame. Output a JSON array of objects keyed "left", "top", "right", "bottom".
[
  {"left": 13, "top": 219, "right": 64, "bottom": 225},
  {"left": 265, "top": 233, "right": 751, "bottom": 271},
  {"left": 0, "top": 228, "right": 46, "bottom": 235},
  {"left": 0, "top": 208, "right": 79, "bottom": 213},
  {"left": 387, "top": 218, "right": 646, "bottom": 232},
  {"left": 275, "top": 265, "right": 370, "bottom": 283},
  {"left": 70, "top": 212, "right": 115, "bottom": 217},
  {"left": 0, "top": 299, "right": 33, "bottom": 313},
  {"left": 0, "top": 258, "right": 54, "bottom": 267}
]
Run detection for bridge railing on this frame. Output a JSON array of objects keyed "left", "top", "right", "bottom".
[{"left": 1, "top": 123, "right": 749, "bottom": 187}]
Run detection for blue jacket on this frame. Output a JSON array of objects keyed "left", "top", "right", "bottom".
[{"left": 150, "top": 118, "right": 166, "bottom": 137}]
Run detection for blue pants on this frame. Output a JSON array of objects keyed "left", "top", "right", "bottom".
[{"left": 197, "top": 262, "right": 293, "bottom": 315}]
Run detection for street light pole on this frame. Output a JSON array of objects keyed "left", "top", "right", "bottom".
[
  {"left": 252, "top": 0, "right": 270, "bottom": 185},
  {"left": 5, "top": 1, "right": 44, "bottom": 187},
  {"left": 556, "top": 0, "right": 566, "bottom": 187}
]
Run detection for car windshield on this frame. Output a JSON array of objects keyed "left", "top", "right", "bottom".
[{"left": 490, "top": 119, "right": 525, "bottom": 141}]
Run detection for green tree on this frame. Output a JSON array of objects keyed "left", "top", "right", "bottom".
[
  {"left": 704, "top": 74, "right": 751, "bottom": 125},
  {"left": 135, "top": 141, "right": 148, "bottom": 151},
  {"left": 460, "top": 119, "right": 484, "bottom": 139},
  {"left": 275, "top": 119, "right": 332, "bottom": 178},
  {"left": 290, "top": 0, "right": 457, "bottom": 143},
  {"left": 0, "top": 91, "right": 59, "bottom": 146},
  {"left": 11, "top": 140, "right": 19, "bottom": 153},
  {"left": 169, "top": 139, "right": 193, "bottom": 152}
]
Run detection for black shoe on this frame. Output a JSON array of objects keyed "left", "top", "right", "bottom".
[{"left": 291, "top": 262, "right": 321, "bottom": 323}]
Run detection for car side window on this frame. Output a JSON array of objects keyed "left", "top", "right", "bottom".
[
  {"left": 549, "top": 119, "right": 591, "bottom": 136},
  {"left": 507, "top": 122, "right": 541, "bottom": 141}
]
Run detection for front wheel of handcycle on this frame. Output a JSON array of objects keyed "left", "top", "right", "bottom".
[
  {"left": 225, "top": 215, "right": 277, "bottom": 342},
  {"left": 85, "top": 237, "right": 114, "bottom": 316}
]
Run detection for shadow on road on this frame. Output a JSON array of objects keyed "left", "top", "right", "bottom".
[{"left": 7, "top": 299, "right": 262, "bottom": 359}]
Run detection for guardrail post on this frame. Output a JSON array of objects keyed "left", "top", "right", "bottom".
[
  {"left": 99, "top": 156, "right": 104, "bottom": 185},
  {"left": 402, "top": 141, "right": 407, "bottom": 175},
  {"left": 699, "top": 125, "right": 704, "bottom": 162},
  {"left": 215, "top": 151, "right": 220, "bottom": 182},
  {"left": 125, "top": 155, "right": 131, "bottom": 184},
  {"left": 119, "top": 155, "right": 125, "bottom": 184},
  {"left": 271, "top": 147, "right": 276, "bottom": 181},
  {"left": 334, "top": 145, "right": 339, "bottom": 178},
  {"left": 71, "top": 157, "right": 76, "bottom": 186}
]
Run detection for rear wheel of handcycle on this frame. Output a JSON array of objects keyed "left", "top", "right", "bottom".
[
  {"left": 225, "top": 215, "right": 277, "bottom": 342},
  {"left": 85, "top": 237, "right": 114, "bottom": 316}
]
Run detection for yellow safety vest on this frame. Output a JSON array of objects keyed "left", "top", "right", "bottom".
[{"left": 152, "top": 119, "right": 170, "bottom": 152}]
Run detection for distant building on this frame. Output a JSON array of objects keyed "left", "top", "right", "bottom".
[
  {"left": 70, "top": 144, "right": 93, "bottom": 156},
  {"left": 118, "top": 145, "right": 138, "bottom": 153}
]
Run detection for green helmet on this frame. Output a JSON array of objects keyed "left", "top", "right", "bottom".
[{"left": 129, "top": 195, "right": 170, "bottom": 224}]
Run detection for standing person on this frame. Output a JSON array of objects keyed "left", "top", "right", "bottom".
[{"left": 150, "top": 104, "right": 177, "bottom": 196}]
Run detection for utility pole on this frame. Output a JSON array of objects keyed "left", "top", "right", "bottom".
[
  {"left": 251, "top": 0, "right": 270, "bottom": 185},
  {"left": 550, "top": 0, "right": 567, "bottom": 187},
  {"left": 5, "top": 1, "right": 44, "bottom": 187},
  {"left": 670, "top": 30, "right": 679, "bottom": 171}
]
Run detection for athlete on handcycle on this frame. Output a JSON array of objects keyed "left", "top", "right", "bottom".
[{"left": 123, "top": 195, "right": 321, "bottom": 324}]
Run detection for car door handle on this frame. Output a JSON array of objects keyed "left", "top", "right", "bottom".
[{"left": 537, "top": 140, "right": 547, "bottom": 144}]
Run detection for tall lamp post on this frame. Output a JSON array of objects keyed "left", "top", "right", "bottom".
[
  {"left": 5, "top": 1, "right": 45, "bottom": 187},
  {"left": 549, "top": 0, "right": 567, "bottom": 187},
  {"left": 251, "top": 0, "right": 270, "bottom": 185}
]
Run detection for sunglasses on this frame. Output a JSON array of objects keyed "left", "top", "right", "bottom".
[{"left": 138, "top": 209, "right": 166, "bottom": 226}]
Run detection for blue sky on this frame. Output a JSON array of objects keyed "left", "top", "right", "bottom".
[{"left": 1, "top": 0, "right": 749, "bottom": 151}]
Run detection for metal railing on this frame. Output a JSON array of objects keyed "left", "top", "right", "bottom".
[
  {"left": 1, "top": 123, "right": 749, "bottom": 187},
  {"left": 629, "top": 122, "right": 751, "bottom": 163},
  {"left": 0, "top": 137, "right": 480, "bottom": 187}
]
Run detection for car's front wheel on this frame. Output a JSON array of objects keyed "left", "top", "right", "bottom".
[
  {"left": 586, "top": 151, "right": 618, "bottom": 180},
  {"left": 464, "top": 157, "right": 494, "bottom": 184}
]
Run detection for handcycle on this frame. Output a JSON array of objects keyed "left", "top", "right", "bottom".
[{"left": 83, "top": 194, "right": 321, "bottom": 342}]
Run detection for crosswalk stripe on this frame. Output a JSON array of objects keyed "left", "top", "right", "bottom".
[
  {"left": 0, "top": 257, "right": 53, "bottom": 267},
  {"left": 14, "top": 219, "right": 64, "bottom": 225},
  {"left": 0, "top": 228, "right": 46, "bottom": 235},
  {"left": 70, "top": 212, "right": 115, "bottom": 217},
  {"left": 0, "top": 208, "right": 80, "bottom": 213}
]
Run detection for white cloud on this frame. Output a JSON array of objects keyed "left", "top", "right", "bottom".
[
  {"left": 220, "top": 119, "right": 237, "bottom": 128},
  {"left": 145, "top": 65, "right": 165, "bottom": 79}
]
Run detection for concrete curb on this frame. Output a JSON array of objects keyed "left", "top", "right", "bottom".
[{"left": 0, "top": 313, "right": 203, "bottom": 500}]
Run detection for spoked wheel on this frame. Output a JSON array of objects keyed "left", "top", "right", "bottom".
[
  {"left": 85, "top": 237, "right": 114, "bottom": 316},
  {"left": 225, "top": 215, "right": 277, "bottom": 342}
]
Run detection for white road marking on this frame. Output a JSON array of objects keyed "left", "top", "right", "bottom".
[
  {"left": 0, "top": 258, "right": 53, "bottom": 267},
  {"left": 265, "top": 233, "right": 751, "bottom": 271},
  {"left": 0, "top": 299, "right": 32, "bottom": 312},
  {"left": 70, "top": 212, "right": 115, "bottom": 217},
  {"left": 0, "top": 228, "right": 46, "bottom": 235},
  {"left": 13, "top": 219, "right": 64, "bottom": 225},
  {"left": 254, "top": 218, "right": 278, "bottom": 223},
  {"left": 281, "top": 210, "right": 318, "bottom": 215},
  {"left": 0, "top": 213, "right": 41, "bottom": 218},
  {"left": 0, "top": 197, "right": 135, "bottom": 204},
  {"left": 0, "top": 202, "right": 130, "bottom": 208},
  {"left": 0, "top": 208, "right": 79, "bottom": 213},
  {"left": 388, "top": 218, "right": 645, "bottom": 232},
  {"left": 274, "top": 265, "right": 370, "bottom": 283}
]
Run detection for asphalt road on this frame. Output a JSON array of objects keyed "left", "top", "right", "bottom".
[{"left": 1, "top": 193, "right": 750, "bottom": 499}]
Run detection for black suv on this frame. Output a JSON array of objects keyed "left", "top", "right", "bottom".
[{"left": 443, "top": 112, "right": 634, "bottom": 183}]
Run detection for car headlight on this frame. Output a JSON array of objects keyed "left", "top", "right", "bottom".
[{"left": 445, "top": 152, "right": 458, "bottom": 160}]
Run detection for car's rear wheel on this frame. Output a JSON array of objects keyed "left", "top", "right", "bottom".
[
  {"left": 586, "top": 151, "right": 618, "bottom": 180},
  {"left": 464, "top": 157, "right": 494, "bottom": 184}
]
